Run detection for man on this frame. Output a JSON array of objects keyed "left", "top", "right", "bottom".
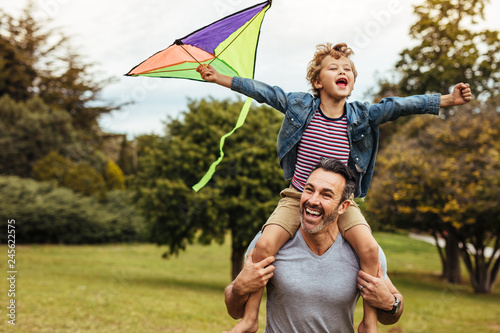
[{"left": 224, "top": 158, "right": 404, "bottom": 332}]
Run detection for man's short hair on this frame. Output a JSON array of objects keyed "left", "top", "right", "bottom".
[{"left": 312, "top": 158, "right": 357, "bottom": 202}]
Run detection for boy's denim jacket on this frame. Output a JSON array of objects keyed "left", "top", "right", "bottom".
[{"left": 231, "top": 77, "right": 441, "bottom": 198}]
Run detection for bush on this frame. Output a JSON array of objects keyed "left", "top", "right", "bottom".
[
  {"left": 32, "top": 151, "right": 127, "bottom": 197},
  {"left": 0, "top": 176, "right": 146, "bottom": 244}
]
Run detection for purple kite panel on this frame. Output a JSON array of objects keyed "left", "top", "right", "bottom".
[{"left": 180, "top": 2, "right": 267, "bottom": 54}]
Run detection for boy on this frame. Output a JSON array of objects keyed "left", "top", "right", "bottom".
[{"left": 197, "top": 43, "right": 471, "bottom": 333}]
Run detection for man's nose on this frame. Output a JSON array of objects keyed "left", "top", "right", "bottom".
[{"left": 308, "top": 192, "right": 321, "bottom": 205}]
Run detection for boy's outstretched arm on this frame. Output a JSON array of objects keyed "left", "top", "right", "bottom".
[
  {"left": 440, "top": 83, "right": 472, "bottom": 107},
  {"left": 197, "top": 64, "right": 233, "bottom": 88}
]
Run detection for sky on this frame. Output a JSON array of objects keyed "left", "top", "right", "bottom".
[{"left": 2, "top": 0, "right": 500, "bottom": 138}]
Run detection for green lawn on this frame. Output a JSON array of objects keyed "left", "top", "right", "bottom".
[{"left": 1, "top": 233, "right": 499, "bottom": 332}]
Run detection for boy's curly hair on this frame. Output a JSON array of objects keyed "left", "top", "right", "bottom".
[{"left": 306, "top": 43, "right": 358, "bottom": 98}]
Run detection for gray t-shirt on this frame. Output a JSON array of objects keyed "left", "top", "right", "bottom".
[{"left": 246, "top": 231, "right": 387, "bottom": 333}]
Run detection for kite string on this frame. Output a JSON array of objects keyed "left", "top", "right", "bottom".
[
  {"left": 179, "top": 44, "right": 203, "bottom": 66},
  {"left": 208, "top": 5, "right": 268, "bottom": 66}
]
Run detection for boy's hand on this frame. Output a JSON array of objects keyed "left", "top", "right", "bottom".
[
  {"left": 196, "top": 64, "right": 217, "bottom": 82},
  {"left": 196, "top": 64, "right": 233, "bottom": 88},
  {"left": 451, "top": 82, "right": 472, "bottom": 105},
  {"left": 441, "top": 82, "right": 472, "bottom": 107}
]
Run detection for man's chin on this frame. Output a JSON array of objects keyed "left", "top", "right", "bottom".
[{"left": 300, "top": 218, "right": 325, "bottom": 234}]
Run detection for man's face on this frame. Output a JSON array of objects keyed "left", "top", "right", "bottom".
[{"left": 299, "top": 168, "right": 346, "bottom": 234}]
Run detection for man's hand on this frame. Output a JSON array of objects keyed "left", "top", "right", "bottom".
[
  {"left": 232, "top": 249, "right": 275, "bottom": 297},
  {"left": 357, "top": 262, "right": 393, "bottom": 311},
  {"left": 224, "top": 249, "right": 275, "bottom": 319},
  {"left": 441, "top": 82, "right": 472, "bottom": 107}
]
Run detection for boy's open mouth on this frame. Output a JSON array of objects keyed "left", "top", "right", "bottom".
[{"left": 336, "top": 78, "right": 348, "bottom": 88}]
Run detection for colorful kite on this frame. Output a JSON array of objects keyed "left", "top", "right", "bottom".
[{"left": 126, "top": 1, "right": 272, "bottom": 191}]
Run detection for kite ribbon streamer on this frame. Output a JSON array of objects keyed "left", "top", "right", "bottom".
[{"left": 192, "top": 97, "right": 253, "bottom": 192}]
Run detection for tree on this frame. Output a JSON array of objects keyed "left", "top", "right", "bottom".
[
  {"left": 0, "top": 95, "right": 76, "bottom": 177},
  {"left": 0, "top": 2, "right": 116, "bottom": 132},
  {"left": 0, "top": 4, "right": 129, "bottom": 186},
  {"left": 133, "top": 98, "right": 287, "bottom": 279},
  {"left": 365, "top": 99, "right": 500, "bottom": 293},
  {"left": 396, "top": 0, "right": 499, "bottom": 99},
  {"left": 370, "top": 0, "right": 500, "bottom": 284}
]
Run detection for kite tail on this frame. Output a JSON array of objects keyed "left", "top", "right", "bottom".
[{"left": 192, "top": 97, "right": 253, "bottom": 192}]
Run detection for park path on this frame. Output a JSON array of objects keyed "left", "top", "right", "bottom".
[{"left": 409, "top": 232, "right": 497, "bottom": 259}]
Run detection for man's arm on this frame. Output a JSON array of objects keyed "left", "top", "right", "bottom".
[
  {"left": 358, "top": 262, "right": 404, "bottom": 325},
  {"left": 440, "top": 83, "right": 472, "bottom": 107},
  {"left": 225, "top": 249, "right": 275, "bottom": 319}
]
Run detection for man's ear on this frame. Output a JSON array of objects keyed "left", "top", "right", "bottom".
[{"left": 337, "top": 199, "right": 351, "bottom": 215}]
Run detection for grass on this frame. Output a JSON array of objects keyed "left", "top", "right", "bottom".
[{"left": 0, "top": 233, "right": 499, "bottom": 332}]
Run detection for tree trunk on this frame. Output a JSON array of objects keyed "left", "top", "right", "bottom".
[
  {"left": 432, "top": 230, "right": 447, "bottom": 278},
  {"left": 444, "top": 232, "right": 462, "bottom": 284},
  {"left": 231, "top": 243, "right": 246, "bottom": 281}
]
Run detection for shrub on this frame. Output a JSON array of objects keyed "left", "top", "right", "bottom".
[{"left": 0, "top": 176, "right": 146, "bottom": 244}]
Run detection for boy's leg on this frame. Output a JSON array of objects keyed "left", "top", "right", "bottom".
[
  {"left": 224, "top": 188, "right": 301, "bottom": 333},
  {"left": 339, "top": 199, "right": 379, "bottom": 332}
]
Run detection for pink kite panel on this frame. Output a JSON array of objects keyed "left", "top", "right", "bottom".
[{"left": 128, "top": 45, "right": 214, "bottom": 75}]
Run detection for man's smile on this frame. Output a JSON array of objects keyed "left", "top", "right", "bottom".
[{"left": 304, "top": 204, "right": 324, "bottom": 220}]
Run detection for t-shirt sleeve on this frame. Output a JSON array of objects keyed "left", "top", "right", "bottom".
[
  {"left": 244, "top": 231, "right": 262, "bottom": 261},
  {"left": 378, "top": 246, "right": 388, "bottom": 279}
]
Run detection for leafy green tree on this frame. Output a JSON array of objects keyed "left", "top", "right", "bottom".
[
  {"left": 133, "top": 98, "right": 287, "bottom": 279},
  {"left": 0, "top": 95, "right": 76, "bottom": 177},
  {"left": 369, "top": 0, "right": 499, "bottom": 284},
  {"left": 0, "top": 3, "right": 127, "bottom": 182},
  {"left": 0, "top": 33, "right": 36, "bottom": 101},
  {"left": 396, "top": 0, "right": 499, "bottom": 99},
  {"left": 0, "top": 2, "right": 116, "bottom": 131},
  {"left": 366, "top": 99, "right": 500, "bottom": 293}
]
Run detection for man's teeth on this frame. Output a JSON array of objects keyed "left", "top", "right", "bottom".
[{"left": 306, "top": 208, "right": 321, "bottom": 216}]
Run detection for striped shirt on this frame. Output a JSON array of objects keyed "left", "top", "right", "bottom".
[{"left": 291, "top": 109, "right": 350, "bottom": 192}]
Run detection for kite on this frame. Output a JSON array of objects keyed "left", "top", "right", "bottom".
[{"left": 126, "top": 1, "right": 272, "bottom": 191}]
